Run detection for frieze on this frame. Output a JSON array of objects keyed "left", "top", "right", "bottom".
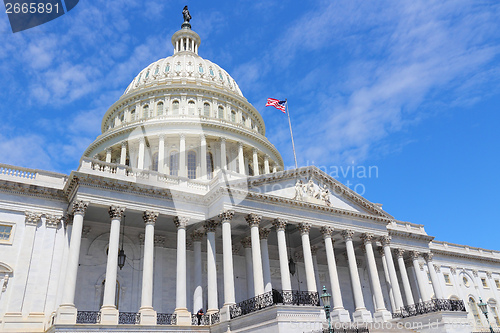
[{"left": 0, "top": 180, "right": 66, "bottom": 201}]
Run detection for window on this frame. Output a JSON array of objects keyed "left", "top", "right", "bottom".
[
  {"left": 154, "top": 66, "right": 159, "bottom": 75},
  {"left": 209, "top": 68, "right": 214, "bottom": 76},
  {"left": 444, "top": 274, "right": 452, "bottom": 285},
  {"left": 187, "top": 151, "right": 196, "bottom": 179},
  {"left": 165, "top": 64, "right": 170, "bottom": 73},
  {"left": 136, "top": 74, "right": 142, "bottom": 84},
  {"left": 206, "top": 152, "right": 213, "bottom": 180},
  {"left": 172, "top": 101, "right": 179, "bottom": 115},
  {"left": 248, "top": 163, "right": 254, "bottom": 176},
  {"left": 169, "top": 151, "right": 179, "bottom": 176},
  {"left": 0, "top": 225, "right": 13, "bottom": 242},
  {"left": 463, "top": 276, "right": 470, "bottom": 287},
  {"left": 496, "top": 279, "right": 500, "bottom": 289},
  {"left": 145, "top": 70, "right": 150, "bottom": 79},
  {"left": 199, "top": 65, "right": 203, "bottom": 73},
  {"left": 187, "top": 63, "right": 193, "bottom": 72},
  {"left": 188, "top": 101, "right": 195, "bottom": 115},
  {"left": 143, "top": 104, "right": 149, "bottom": 118},
  {"left": 119, "top": 112, "right": 124, "bottom": 123},
  {"left": 469, "top": 297, "right": 482, "bottom": 326},
  {"left": 241, "top": 115, "right": 246, "bottom": 125},
  {"left": 482, "top": 278, "right": 488, "bottom": 288},
  {"left": 219, "top": 72, "right": 223, "bottom": 80},
  {"left": 157, "top": 102, "right": 164, "bottom": 116},
  {"left": 492, "top": 306, "right": 500, "bottom": 326},
  {"left": 203, "top": 103, "right": 210, "bottom": 117},
  {"left": 152, "top": 152, "right": 158, "bottom": 172},
  {"left": 231, "top": 110, "right": 236, "bottom": 122},
  {"left": 218, "top": 106, "right": 224, "bottom": 119},
  {"left": 176, "top": 63, "right": 181, "bottom": 71},
  {"left": 130, "top": 109, "right": 136, "bottom": 121}
]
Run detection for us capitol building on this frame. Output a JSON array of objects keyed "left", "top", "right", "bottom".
[{"left": 1, "top": 10, "right": 499, "bottom": 333}]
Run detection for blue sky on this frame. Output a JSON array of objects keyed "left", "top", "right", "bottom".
[{"left": 1, "top": 0, "right": 499, "bottom": 250}]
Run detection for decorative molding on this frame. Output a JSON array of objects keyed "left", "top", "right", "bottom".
[
  {"left": 190, "top": 230, "right": 204, "bottom": 242},
  {"left": 272, "top": 218, "right": 288, "bottom": 231},
  {"left": 486, "top": 271, "right": 492, "bottom": 279},
  {"left": 108, "top": 205, "right": 126, "bottom": 219},
  {"left": 45, "top": 214, "right": 61, "bottom": 228},
  {"left": 379, "top": 235, "right": 391, "bottom": 246},
  {"left": 219, "top": 210, "right": 234, "bottom": 223},
  {"left": 450, "top": 266, "right": 457, "bottom": 275},
  {"left": 154, "top": 235, "right": 166, "bottom": 247},
  {"left": 395, "top": 249, "right": 405, "bottom": 259},
  {"left": 259, "top": 228, "right": 271, "bottom": 240},
  {"left": 298, "top": 223, "right": 312, "bottom": 235},
  {"left": 72, "top": 200, "right": 89, "bottom": 215},
  {"left": 173, "top": 216, "right": 190, "bottom": 229},
  {"left": 378, "top": 247, "right": 385, "bottom": 257},
  {"left": 434, "top": 264, "right": 441, "bottom": 273},
  {"left": 143, "top": 211, "right": 159, "bottom": 225},
  {"left": 409, "top": 251, "right": 420, "bottom": 261},
  {"left": 341, "top": 229, "right": 354, "bottom": 242},
  {"left": 25, "top": 211, "right": 42, "bottom": 226},
  {"left": 361, "top": 233, "right": 374, "bottom": 244},
  {"left": 472, "top": 269, "right": 478, "bottom": 277},
  {"left": 245, "top": 213, "right": 261, "bottom": 227},
  {"left": 423, "top": 252, "right": 434, "bottom": 262},
  {"left": 320, "top": 226, "right": 333, "bottom": 238},
  {"left": 204, "top": 219, "right": 219, "bottom": 233}
]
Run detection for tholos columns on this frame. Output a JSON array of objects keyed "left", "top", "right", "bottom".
[
  {"left": 220, "top": 137, "right": 227, "bottom": 170},
  {"left": 158, "top": 135, "right": 165, "bottom": 173},
  {"left": 252, "top": 149, "right": 259, "bottom": 176},
  {"left": 409, "top": 251, "right": 431, "bottom": 302},
  {"left": 361, "top": 233, "right": 392, "bottom": 322},
  {"left": 120, "top": 142, "right": 127, "bottom": 165},
  {"left": 241, "top": 237, "right": 254, "bottom": 298},
  {"left": 205, "top": 220, "right": 219, "bottom": 314},
  {"left": 246, "top": 214, "right": 265, "bottom": 296},
  {"left": 173, "top": 216, "right": 191, "bottom": 325},
  {"left": 219, "top": 210, "right": 236, "bottom": 322},
  {"left": 238, "top": 142, "right": 245, "bottom": 175},
  {"left": 424, "top": 252, "right": 444, "bottom": 299},
  {"left": 298, "top": 223, "right": 317, "bottom": 293},
  {"left": 100, "top": 205, "right": 125, "bottom": 325},
  {"left": 264, "top": 155, "right": 270, "bottom": 174},
  {"left": 311, "top": 246, "right": 321, "bottom": 293},
  {"left": 396, "top": 249, "right": 415, "bottom": 306},
  {"left": 55, "top": 201, "right": 88, "bottom": 324},
  {"left": 106, "top": 148, "right": 112, "bottom": 163},
  {"left": 139, "top": 211, "right": 159, "bottom": 325},
  {"left": 273, "top": 219, "right": 292, "bottom": 291},
  {"left": 259, "top": 228, "right": 272, "bottom": 292},
  {"left": 320, "top": 227, "right": 349, "bottom": 322},
  {"left": 191, "top": 231, "right": 204, "bottom": 314},
  {"left": 379, "top": 236, "right": 404, "bottom": 311},
  {"left": 342, "top": 230, "right": 372, "bottom": 323}
]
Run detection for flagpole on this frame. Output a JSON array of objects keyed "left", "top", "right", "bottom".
[{"left": 285, "top": 99, "right": 298, "bottom": 170}]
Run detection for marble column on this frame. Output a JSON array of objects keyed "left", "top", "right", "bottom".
[
  {"left": 311, "top": 246, "right": 321, "bottom": 293},
  {"left": 320, "top": 227, "right": 349, "bottom": 322},
  {"left": 409, "top": 251, "right": 430, "bottom": 302},
  {"left": 264, "top": 155, "right": 270, "bottom": 174},
  {"left": 379, "top": 247, "right": 396, "bottom": 313},
  {"left": 273, "top": 164, "right": 278, "bottom": 173},
  {"left": 200, "top": 135, "right": 207, "bottom": 178},
  {"left": 219, "top": 210, "right": 235, "bottom": 322},
  {"left": 361, "top": 233, "right": 391, "bottom": 322},
  {"left": 158, "top": 135, "right": 165, "bottom": 173},
  {"left": 173, "top": 216, "right": 191, "bottom": 325},
  {"left": 55, "top": 202, "right": 87, "bottom": 324},
  {"left": 238, "top": 142, "right": 245, "bottom": 175},
  {"left": 424, "top": 252, "right": 444, "bottom": 299},
  {"left": 191, "top": 231, "right": 204, "bottom": 314},
  {"left": 179, "top": 134, "right": 186, "bottom": 177},
  {"left": 106, "top": 148, "right": 112, "bottom": 163},
  {"left": 252, "top": 149, "right": 259, "bottom": 176},
  {"left": 298, "top": 223, "right": 317, "bottom": 293},
  {"left": 272, "top": 219, "right": 292, "bottom": 292},
  {"left": 139, "top": 211, "right": 159, "bottom": 325},
  {"left": 120, "top": 142, "right": 127, "bottom": 165},
  {"left": 100, "top": 205, "right": 125, "bottom": 325},
  {"left": 205, "top": 220, "right": 219, "bottom": 314},
  {"left": 138, "top": 137, "right": 145, "bottom": 169},
  {"left": 343, "top": 230, "right": 372, "bottom": 322},
  {"left": 396, "top": 249, "right": 415, "bottom": 306},
  {"left": 241, "top": 237, "right": 254, "bottom": 298},
  {"left": 260, "top": 228, "right": 272, "bottom": 292},
  {"left": 246, "top": 214, "right": 265, "bottom": 296},
  {"left": 379, "top": 236, "right": 404, "bottom": 311},
  {"left": 220, "top": 137, "right": 227, "bottom": 170}
]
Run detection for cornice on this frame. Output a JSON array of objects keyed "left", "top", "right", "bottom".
[
  {"left": 430, "top": 241, "right": 500, "bottom": 264},
  {"left": 0, "top": 180, "right": 66, "bottom": 201}
]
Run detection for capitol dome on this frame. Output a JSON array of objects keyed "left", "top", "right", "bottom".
[{"left": 81, "top": 19, "right": 283, "bottom": 182}]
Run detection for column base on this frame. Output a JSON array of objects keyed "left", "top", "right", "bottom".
[
  {"left": 174, "top": 308, "right": 191, "bottom": 326},
  {"left": 139, "top": 307, "right": 157, "bottom": 325},
  {"left": 219, "top": 304, "right": 233, "bottom": 322},
  {"left": 100, "top": 305, "right": 119, "bottom": 325},
  {"left": 54, "top": 304, "right": 77, "bottom": 325},
  {"left": 330, "top": 308, "right": 351, "bottom": 322},
  {"left": 373, "top": 309, "right": 392, "bottom": 322},
  {"left": 353, "top": 308, "right": 373, "bottom": 323}
]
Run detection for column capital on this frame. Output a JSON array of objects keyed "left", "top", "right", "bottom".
[
  {"left": 139, "top": 137, "right": 146, "bottom": 144},
  {"left": 200, "top": 134, "right": 206, "bottom": 142},
  {"left": 434, "top": 264, "right": 441, "bottom": 273},
  {"left": 272, "top": 218, "right": 288, "bottom": 231},
  {"left": 320, "top": 226, "right": 334, "bottom": 238},
  {"left": 311, "top": 245, "right": 318, "bottom": 256},
  {"left": 238, "top": 141, "right": 243, "bottom": 148},
  {"left": 204, "top": 219, "right": 219, "bottom": 233},
  {"left": 395, "top": 248, "right": 405, "bottom": 259},
  {"left": 360, "top": 233, "right": 375, "bottom": 244},
  {"left": 423, "top": 252, "right": 433, "bottom": 262},
  {"left": 108, "top": 205, "right": 126, "bottom": 219},
  {"left": 220, "top": 137, "right": 227, "bottom": 143},
  {"left": 72, "top": 200, "right": 89, "bottom": 215},
  {"left": 486, "top": 271, "right": 492, "bottom": 279},
  {"left": 232, "top": 245, "right": 240, "bottom": 255},
  {"left": 45, "top": 214, "right": 61, "bottom": 228},
  {"left": 298, "top": 223, "right": 312, "bottom": 235},
  {"left": 25, "top": 211, "right": 42, "bottom": 225},
  {"left": 106, "top": 147, "right": 112, "bottom": 153},
  {"left": 179, "top": 133, "right": 186, "bottom": 140},
  {"left": 378, "top": 247, "right": 385, "bottom": 256},
  {"left": 158, "top": 134, "right": 165, "bottom": 140},
  {"left": 341, "top": 229, "right": 355, "bottom": 241},
  {"left": 264, "top": 154, "right": 269, "bottom": 161},
  {"left": 143, "top": 211, "right": 159, "bottom": 225},
  {"left": 219, "top": 210, "right": 234, "bottom": 222},
  {"left": 259, "top": 228, "right": 271, "bottom": 239},
  {"left": 409, "top": 250, "right": 421, "bottom": 260},
  {"left": 173, "top": 216, "right": 190, "bottom": 229},
  {"left": 154, "top": 235, "right": 166, "bottom": 247},
  {"left": 472, "top": 269, "right": 478, "bottom": 277},
  {"left": 245, "top": 213, "right": 262, "bottom": 227},
  {"left": 252, "top": 148, "right": 258, "bottom": 154},
  {"left": 121, "top": 141, "right": 128, "bottom": 148},
  {"left": 241, "top": 236, "right": 252, "bottom": 248},
  {"left": 379, "top": 235, "right": 392, "bottom": 246},
  {"left": 450, "top": 266, "right": 457, "bottom": 275},
  {"left": 190, "top": 230, "right": 204, "bottom": 242}
]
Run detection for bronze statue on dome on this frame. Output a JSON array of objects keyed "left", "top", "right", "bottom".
[{"left": 183, "top": 6, "right": 191, "bottom": 23}]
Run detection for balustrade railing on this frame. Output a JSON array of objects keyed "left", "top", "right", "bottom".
[
  {"left": 118, "top": 312, "right": 140, "bottom": 324},
  {"left": 0, "top": 164, "right": 37, "bottom": 179},
  {"left": 230, "top": 289, "right": 320, "bottom": 319},
  {"left": 393, "top": 299, "right": 466, "bottom": 319},
  {"left": 157, "top": 313, "right": 176, "bottom": 325},
  {"left": 76, "top": 311, "right": 100, "bottom": 324}
]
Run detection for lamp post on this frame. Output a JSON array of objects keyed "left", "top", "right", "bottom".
[
  {"left": 477, "top": 298, "right": 494, "bottom": 333},
  {"left": 320, "top": 286, "right": 332, "bottom": 332}
]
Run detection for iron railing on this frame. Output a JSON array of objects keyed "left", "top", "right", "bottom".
[
  {"left": 157, "top": 313, "right": 176, "bottom": 325},
  {"left": 230, "top": 289, "right": 320, "bottom": 319},
  {"left": 118, "top": 312, "right": 140, "bottom": 324},
  {"left": 191, "top": 311, "right": 220, "bottom": 325},
  {"left": 393, "top": 299, "right": 466, "bottom": 318},
  {"left": 76, "top": 311, "right": 100, "bottom": 324},
  {"left": 210, "top": 311, "right": 220, "bottom": 324}
]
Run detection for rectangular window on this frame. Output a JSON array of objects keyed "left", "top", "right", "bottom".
[
  {"left": 0, "top": 224, "right": 13, "bottom": 243},
  {"left": 444, "top": 274, "right": 452, "bottom": 285},
  {"left": 495, "top": 279, "right": 500, "bottom": 289},
  {"left": 481, "top": 278, "right": 488, "bottom": 288}
]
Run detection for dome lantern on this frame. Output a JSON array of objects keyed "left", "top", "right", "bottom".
[{"left": 172, "top": 6, "right": 200, "bottom": 55}]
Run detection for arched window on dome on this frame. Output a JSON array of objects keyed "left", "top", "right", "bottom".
[
  {"left": 231, "top": 110, "right": 236, "bottom": 123},
  {"left": 199, "top": 65, "right": 204, "bottom": 74},
  {"left": 130, "top": 109, "right": 136, "bottom": 121},
  {"left": 145, "top": 70, "right": 150, "bottom": 79},
  {"left": 218, "top": 106, "right": 224, "bottom": 119},
  {"left": 248, "top": 163, "right": 254, "bottom": 176},
  {"left": 152, "top": 152, "right": 158, "bottom": 172},
  {"left": 188, "top": 101, "right": 196, "bottom": 116},
  {"left": 157, "top": 102, "right": 164, "bottom": 116},
  {"left": 165, "top": 64, "right": 170, "bottom": 73},
  {"left": 206, "top": 152, "right": 214, "bottom": 180},
  {"left": 241, "top": 115, "right": 246, "bottom": 126},
  {"left": 143, "top": 104, "right": 149, "bottom": 119},
  {"left": 172, "top": 100, "right": 180, "bottom": 115},
  {"left": 468, "top": 297, "right": 482, "bottom": 327},
  {"left": 203, "top": 103, "right": 210, "bottom": 117},
  {"left": 169, "top": 151, "right": 179, "bottom": 176},
  {"left": 187, "top": 151, "right": 196, "bottom": 179},
  {"left": 154, "top": 66, "right": 159, "bottom": 75},
  {"left": 119, "top": 112, "right": 125, "bottom": 123}
]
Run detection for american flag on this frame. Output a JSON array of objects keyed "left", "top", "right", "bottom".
[{"left": 265, "top": 98, "right": 286, "bottom": 113}]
